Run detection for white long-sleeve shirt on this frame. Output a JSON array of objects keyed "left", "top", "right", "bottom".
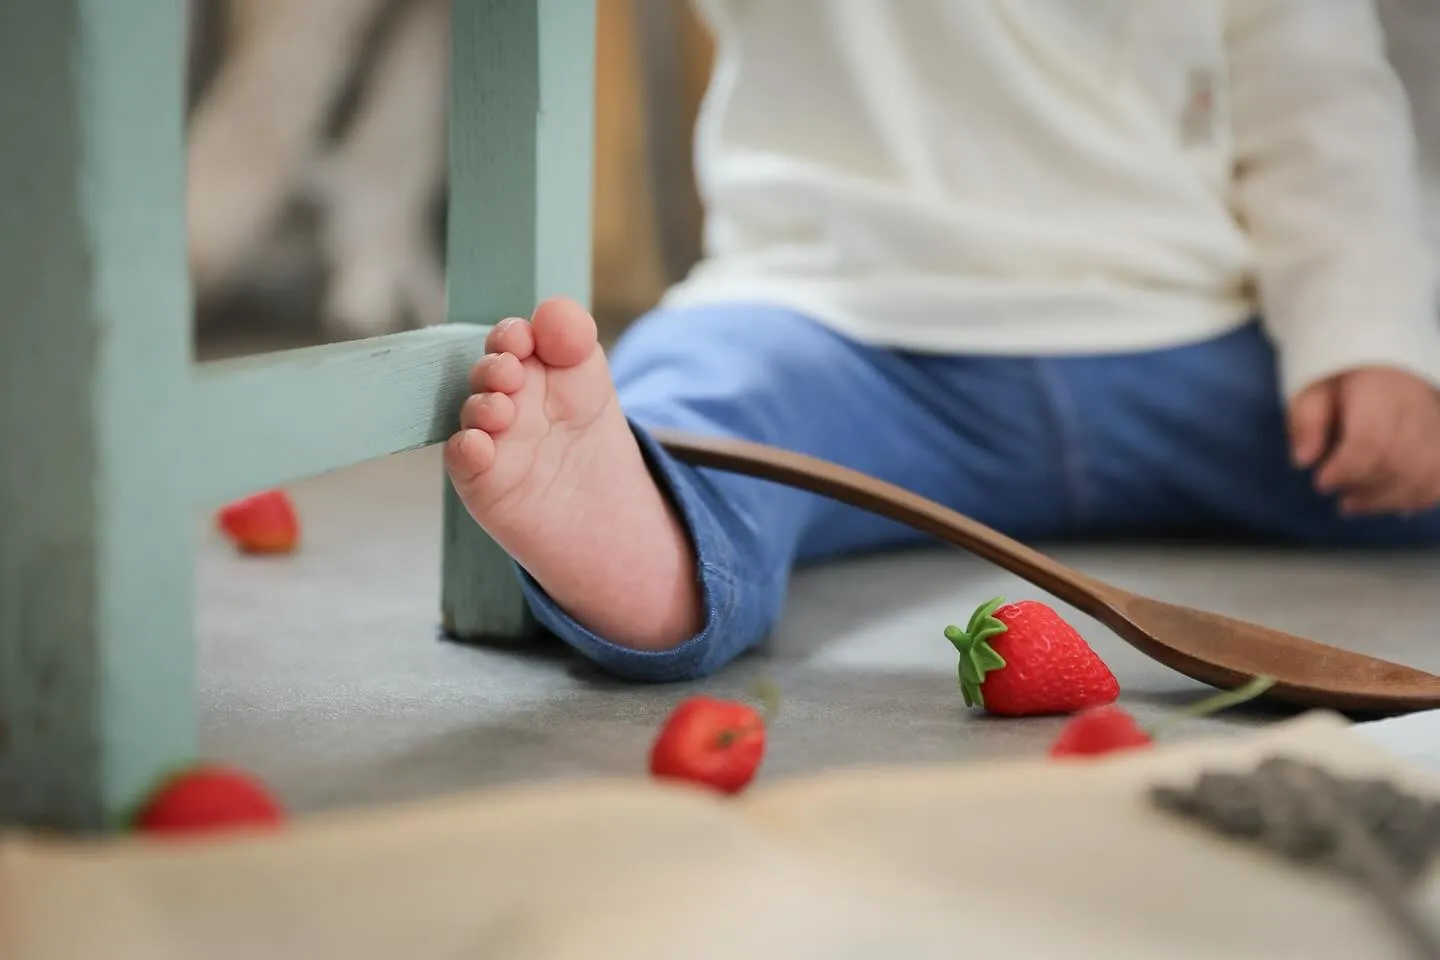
[{"left": 662, "top": 0, "right": 1440, "bottom": 398}]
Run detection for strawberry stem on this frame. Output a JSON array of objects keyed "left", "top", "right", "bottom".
[
  {"left": 714, "top": 728, "right": 745, "bottom": 748},
  {"left": 1147, "top": 674, "right": 1277, "bottom": 739},
  {"left": 748, "top": 676, "right": 782, "bottom": 721},
  {"left": 943, "top": 597, "right": 1010, "bottom": 709}
]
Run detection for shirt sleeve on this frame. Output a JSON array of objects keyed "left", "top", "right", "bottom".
[{"left": 1226, "top": 0, "right": 1440, "bottom": 399}]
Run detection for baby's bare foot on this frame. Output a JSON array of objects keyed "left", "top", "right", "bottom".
[{"left": 444, "top": 297, "right": 701, "bottom": 649}]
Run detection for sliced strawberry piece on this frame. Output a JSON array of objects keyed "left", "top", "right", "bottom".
[
  {"left": 217, "top": 489, "right": 299, "bottom": 554},
  {"left": 649, "top": 696, "right": 766, "bottom": 795},
  {"left": 648, "top": 681, "right": 779, "bottom": 796},
  {"left": 130, "top": 764, "right": 285, "bottom": 835},
  {"left": 1049, "top": 705, "right": 1153, "bottom": 757}
]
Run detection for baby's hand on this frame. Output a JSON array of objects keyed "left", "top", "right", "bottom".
[{"left": 1288, "top": 367, "right": 1440, "bottom": 517}]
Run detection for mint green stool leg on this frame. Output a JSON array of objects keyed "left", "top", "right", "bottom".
[
  {"left": 0, "top": 0, "right": 598, "bottom": 829},
  {"left": 0, "top": 0, "right": 196, "bottom": 829},
  {"left": 440, "top": 0, "right": 596, "bottom": 644}
]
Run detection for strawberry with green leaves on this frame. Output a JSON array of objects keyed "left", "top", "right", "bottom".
[{"left": 944, "top": 596, "right": 1119, "bottom": 716}]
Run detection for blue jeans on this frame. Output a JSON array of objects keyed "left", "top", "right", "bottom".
[{"left": 519, "top": 304, "right": 1440, "bottom": 681}]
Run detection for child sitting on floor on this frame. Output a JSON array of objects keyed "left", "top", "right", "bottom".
[{"left": 442, "top": 0, "right": 1440, "bottom": 681}]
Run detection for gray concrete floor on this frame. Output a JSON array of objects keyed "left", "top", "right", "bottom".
[{"left": 196, "top": 446, "right": 1440, "bottom": 816}]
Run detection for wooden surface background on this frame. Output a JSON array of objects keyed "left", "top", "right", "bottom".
[{"left": 591, "top": 0, "right": 711, "bottom": 333}]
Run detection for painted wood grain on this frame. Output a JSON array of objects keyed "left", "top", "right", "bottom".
[
  {"left": 0, "top": 0, "right": 195, "bottom": 829},
  {"left": 192, "top": 325, "right": 489, "bottom": 507},
  {"left": 440, "top": 0, "right": 597, "bottom": 644}
]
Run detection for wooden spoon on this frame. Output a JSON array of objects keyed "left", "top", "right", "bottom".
[{"left": 654, "top": 429, "right": 1440, "bottom": 715}]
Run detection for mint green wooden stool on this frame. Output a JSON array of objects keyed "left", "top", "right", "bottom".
[{"left": 0, "top": 0, "right": 593, "bottom": 830}]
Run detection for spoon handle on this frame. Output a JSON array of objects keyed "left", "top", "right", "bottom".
[{"left": 653, "top": 429, "right": 1127, "bottom": 618}]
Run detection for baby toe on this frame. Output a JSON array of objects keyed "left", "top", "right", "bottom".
[
  {"left": 484, "top": 317, "right": 536, "bottom": 359},
  {"left": 468, "top": 351, "right": 526, "bottom": 395},
  {"left": 461, "top": 391, "right": 517, "bottom": 433},
  {"left": 444, "top": 429, "right": 497, "bottom": 484}
]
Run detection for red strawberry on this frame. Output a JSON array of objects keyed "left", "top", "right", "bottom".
[
  {"left": 649, "top": 696, "right": 766, "bottom": 795},
  {"left": 944, "top": 596, "right": 1118, "bottom": 716},
  {"left": 1049, "top": 675, "right": 1276, "bottom": 760},
  {"left": 217, "top": 489, "right": 300, "bottom": 554},
  {"left": 130, "top": 764, "right": 285, "bottom": 836},
  {"left": 1049, "top": 705, "right": 1153, "bottom": 757}
]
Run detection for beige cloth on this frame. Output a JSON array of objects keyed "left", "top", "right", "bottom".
[{"left": 2, "top": 711, "right": 1438, "bottom": 959}]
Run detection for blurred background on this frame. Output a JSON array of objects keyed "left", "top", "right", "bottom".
[
  {"left": 188, "top": 0, "right": 711, "bottom": 359},
  {"left": 188, "top": 0, "right": 1440, "bottom": 361}
]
